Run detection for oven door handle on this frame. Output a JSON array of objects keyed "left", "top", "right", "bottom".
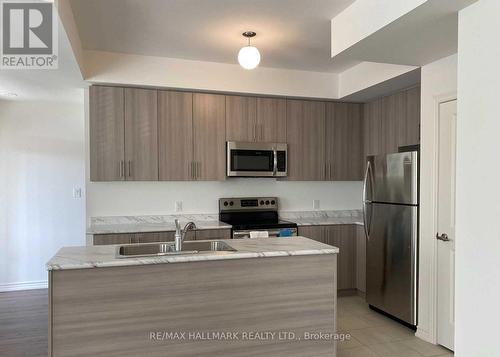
[{"left": 233, "top": 229, "right": 289, "bottom": 239}]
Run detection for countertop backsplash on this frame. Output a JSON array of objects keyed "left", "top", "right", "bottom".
[{"left": 88, "top": 209, "right": 363, "bottom": 234}]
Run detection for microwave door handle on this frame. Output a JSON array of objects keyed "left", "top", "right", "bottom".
[{"left": 273, "top": 149, "right": 278, "bottom": 176}]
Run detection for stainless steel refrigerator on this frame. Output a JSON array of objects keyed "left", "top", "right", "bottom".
[{"left": 363, "top": 151, "right": 418, "bottom": 327}]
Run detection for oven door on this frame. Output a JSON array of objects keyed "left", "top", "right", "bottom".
[
  {"left": 232, "top": 228, "right": 298, "bottom": 239},
  {"left": 227, "top": 142, "right": 275, "bottom": 177}
]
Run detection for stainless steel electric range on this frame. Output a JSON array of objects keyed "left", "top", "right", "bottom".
[{"left": 219, "top": 197, "right": 298, "bottom": 239}]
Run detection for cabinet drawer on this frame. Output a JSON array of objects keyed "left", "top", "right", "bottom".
[
  {"left": 195, "top": 229, "right": 231, "bottom": 240},
  {"left": 93, "top": 234, "right": 133, "bottom": 245}
]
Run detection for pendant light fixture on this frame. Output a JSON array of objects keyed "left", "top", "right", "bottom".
[{"left": 238, "top": 31, "right": 261, "bottom": 70}]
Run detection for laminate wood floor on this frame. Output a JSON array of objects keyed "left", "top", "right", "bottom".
[
  {"left": 338, "top": 296, "right": 454, "bottom": 357},
  {"left": 0, "top": 290, "right": 454, "bottom": 357},
  {"left": 0, "top": 289, "right": 48, "bottom": 357}
]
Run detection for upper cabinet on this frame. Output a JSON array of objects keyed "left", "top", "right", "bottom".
[
  {"left": 89, "top": 85, "right": 397, "bottom": 182},
  {"left": 124, "top": 88, "right": 158, "bottom": 181},
  {"left": 90, "top": 86, "right": 158, "bottom": 181},
  {"left": 158, "top": 91, "right": 194, "bottom": 180},
  {"left": 403, "top": 86, "right": 421, "bottom": 146},
  {"left": 364, "top": 86, "right": 421, "bottom": 160},
  {"left": 363, "top": 98, "right": 383, "bottom": 157},
  {"left": 256, "top": 97, "right": 287, "bottom": 143},
  {"left": 382, "top": 91, "right": 406, "bottom": 154},
  {"left": 326, "top": 103, "right": 364, "bottom": 181},
  {"left": 226, "top": 96, "right": 286, "bottom": 143},
  {"left": 89, "top": 86, "right": 125, "bottom": 181},
  {"left": 193, "top": 93, "right": 226, "bottom": 180},
  {"left": 225, "top": 95, "right": 256, "bottom": 142},
  {"left": 286, "top": 100, "right": 326, "bottom": 181}
]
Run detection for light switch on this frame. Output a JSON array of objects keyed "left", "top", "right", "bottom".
[
  {"left": 313, "top": 199, "right": 320, "bottom": 210},
  {"left": 73, "top": 187, "right": 82, "bottom": 199},
  {"left": 175, "top": 201, "right": 183, "bottom": 212}
]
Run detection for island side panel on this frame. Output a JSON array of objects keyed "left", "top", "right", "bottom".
[{"left": 50, "top": 255, "right": 337, "bottom": 357}]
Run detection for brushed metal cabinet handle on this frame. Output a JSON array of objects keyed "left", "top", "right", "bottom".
[
  {"left": 127, "top": 160, "right": 131, "bottom": 178},
  {"left": 120, "top": 160, "right": 124, "bottom": 178}
]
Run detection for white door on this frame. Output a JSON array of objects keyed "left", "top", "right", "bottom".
[{"left": 436, "top": 99, "right": 457, "bottom": 350}]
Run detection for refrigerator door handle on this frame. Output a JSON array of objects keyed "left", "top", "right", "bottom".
[{"left": 363, "top": 161, "right": 373, "bottom": 240}]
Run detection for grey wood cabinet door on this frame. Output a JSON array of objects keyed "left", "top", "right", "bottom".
[
  {"left": 124, "top": 88, "right": 159, "bottom": 181},
  {"left": 93, "top": 233, "right": 132, "bottom": 245},
  {"left": 193, "top": 93, "right": 226, "bottom": 180},
  {"left": 256, "top": 97, "right": 287, "bottom": 142},
  {"left": 89, "top": 86, "right": 125, "bottom": 181},
  {"left": 286, "top": 100, "right": 326, "bottom": 180},
  {"left": 356, "top": 225, "right": 366, "bottom": 293},
  {"left": 326, "top": 102, "right": 364, "bottom": 181},
  {"left": 382, "top": 91, "right": 406, "bottom": 154},
  {"left": 158, "top": 91, "right": 194, "bottom": 180},
  {"left": 403, "top": 86, "right": 421, "bottom": 146},
  {"left": 225, "top": 95, "right": 256, "bottom": 142},
  {"left": 298, "top": 226, "right": 325, "bottom": 242},
  {"left": 324, "top": 225, "right": 357, "bottom": 291},
  {"left": 363, "top": 99, "right": 383, "bottom": 158},
  {"left": 195, "top": 229, "right": 231, "bottom": 240}
]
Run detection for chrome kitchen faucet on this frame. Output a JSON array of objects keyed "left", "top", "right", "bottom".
[{"left": 174, "top": 219, "right": 197, "bottom": 252}]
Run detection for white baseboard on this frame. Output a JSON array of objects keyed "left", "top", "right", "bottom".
[
  {"left": 415, "top": 328, "right": 435, "bottom": 344},
  {"left": 0, "top": 280, "right": 48, "bottom": 292}
]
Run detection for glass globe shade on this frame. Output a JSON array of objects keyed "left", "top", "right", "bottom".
[{"left": 238, "top": 45, "right": 261, "bottom": 70}]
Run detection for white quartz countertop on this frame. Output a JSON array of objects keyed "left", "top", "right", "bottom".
[
  {"left": 281, "top": 210, "right": 363, "bottom": 227},
  {"left": 46, "top": 237, "right": 339, "bottom": 271},
  {"left": 87, "top": 214, "right": 231, "bottom": 234}
]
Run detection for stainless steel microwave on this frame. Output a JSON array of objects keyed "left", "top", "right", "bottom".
[{"left": 226, "top": 142, "right": 287, "bottom": 177}]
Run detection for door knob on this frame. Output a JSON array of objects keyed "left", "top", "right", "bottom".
[{"left": 436, "top": 233, "right": 450, "bottom": 241}]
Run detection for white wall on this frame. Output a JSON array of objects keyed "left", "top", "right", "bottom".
[
  {"left": 0, "top": 98, "right": 85, "bottom": 290},
  {"left": 455, "top": 1, "right": 500, "bottom": 355},
  {"left": 87, "top": 181, "right": 363, "bottom": 218},
  {"left": 84, "top": 50, "right": 340, "bottom": 99},
  {"left": 417, "top": 53, "right": 457, "bottom": 342},
  {"left": 331, "top": 0, "right": 427, "bottom": 57},
  {"left": 338, "top": 61, "right": 418, "bottom": 98}
]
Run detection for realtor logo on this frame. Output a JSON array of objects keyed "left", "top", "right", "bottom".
[{"left": 1, "top": 0, "right": 58, "bottom": 69}]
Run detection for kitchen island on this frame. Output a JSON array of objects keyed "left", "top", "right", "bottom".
[{"left": 47, "top": 237, "right": 339, "bottom": 356}]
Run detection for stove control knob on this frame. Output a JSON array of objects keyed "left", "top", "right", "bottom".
[
  {"left": 265, "top": 200, "right": 270, "bottom": 205},
  {"left": 229, "top": 201, "right": 234, "bottom": 206},
  {"left": 260, "top": 200, "right": 264, "bottom": 205},
  {"left": 223, "top": 201, "right": 229, "bottom": 206},
  {"left": 271, "top": 200, "right": 276, "bottom": 205}
]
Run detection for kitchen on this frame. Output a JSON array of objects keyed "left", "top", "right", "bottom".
[{"left": 1, "top": 1, "right": 499, "bottom": 357}]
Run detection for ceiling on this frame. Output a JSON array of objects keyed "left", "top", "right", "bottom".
[
  {"left": 0, "top": 18, "right": 84, "bottom": 103},
  {"left": 69, "top": 0, "right": 357, "bottom": 73}
]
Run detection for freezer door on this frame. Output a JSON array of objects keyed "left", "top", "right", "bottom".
[
  {"left": 367, "top": 152, "right": 418, "bottom": 205},
  {"left": 366, "top": 203, "right": 418, "bottom": 325}
]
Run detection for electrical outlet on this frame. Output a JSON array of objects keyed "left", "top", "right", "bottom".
[
  {"left": 175, "top": 201, "right": 183, "bottom": 212},
  {"left": 313, "top": 199, "right": 320, "bottom": 210}
]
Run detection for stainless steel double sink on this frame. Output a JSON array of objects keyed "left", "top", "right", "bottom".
[{"left": 117, "top": 240, "right": 236, "bottom": 258}]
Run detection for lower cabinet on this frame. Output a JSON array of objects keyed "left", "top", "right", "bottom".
[
  {"left": 355, "top": 225, "right": 366, "bottom": 294},
  {"left": 93, "top": 228, "right": 231, "bottom": 245},
  {"left": 298, "top": 224, "right": 363, "bottom": 292}
]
